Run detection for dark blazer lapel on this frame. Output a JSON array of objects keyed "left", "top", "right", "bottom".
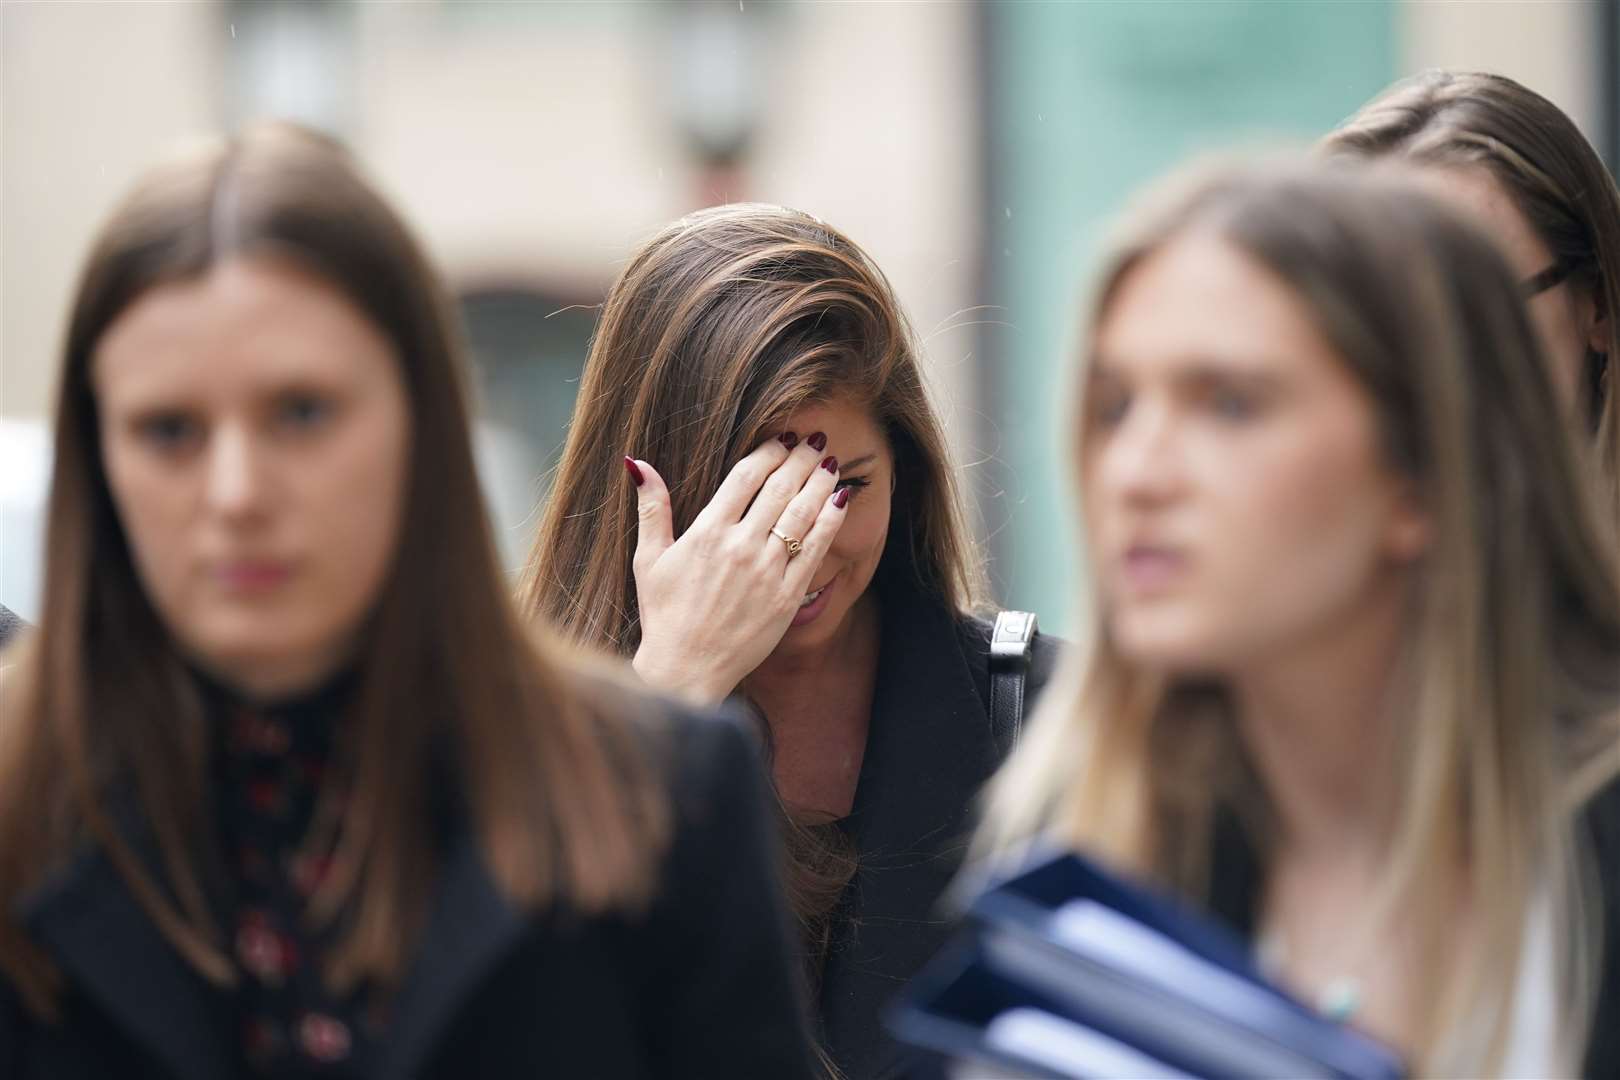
[
  {"left": 377, "top": 828, "right": 528, "bottom": 1080},
  {"left": 818, "top": 579, "right": 1002, "bottom": 1075},
  {"left": 18, "top": 812, "right": 235, "bottom": 1080}
]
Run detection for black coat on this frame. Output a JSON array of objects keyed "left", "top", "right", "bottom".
[
  {"left": 1206, "top": 774, "right": 1620, "bottom": 1078},
  {"left": 0, "top": 709, "right": 816, "bottom": 1080},
  {"left": 818, "top": 571, "right": 1063, "bottom": 1080}
]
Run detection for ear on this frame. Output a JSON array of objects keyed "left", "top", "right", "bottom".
[
  {"left": 1384, "top": 482, "right": 1434, "bottom": 564},
  {"left": 1585, "top": 280, "right": 1608, "bottom": 356}
]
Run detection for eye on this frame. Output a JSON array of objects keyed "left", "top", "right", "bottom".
[
  {"left": 1088, "top": 386, "right": 1131, "bottom": 428},
  {"left": 135, "top": 411, "right": 203, "bottom": 454},
  {"left": 274, "top": 391, "right": 335, "bottom": 433},
  {"left": 834, "top": 475, "right": 872, "bottom": 498},
  {"left": 1208, "top": 385, "right": 1261, "bottom": 421}
]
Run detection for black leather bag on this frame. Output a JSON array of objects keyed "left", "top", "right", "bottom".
[{"left": 988, "top": 610, "right": 1038, "bottom": 757}]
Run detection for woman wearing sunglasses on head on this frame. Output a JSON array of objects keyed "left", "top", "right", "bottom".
[
  {"left": 1325, "top": 71, "right": 1620, "bottom": 517},
  {"left": 977, "top": 158, "right": 1620, "bottom": 1077},
  {"left": 0, "top": 124, "right": 814, "bottom": 1080}
]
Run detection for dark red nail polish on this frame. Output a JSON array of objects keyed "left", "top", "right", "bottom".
[
  {"left": 623, "top": 456, "right": 644, "bottom": 487},
  {"left": 833, "top": 487, "right": 851, "bottom": 509},
  {"left": 807, "top": 432, "right": 827, "bottom": 452},
  {"left": 820, "top": 455, "right": 838, "bottom": 473},
  {"left": 779, "top": 431, "right": 799, "bottom": 449}
]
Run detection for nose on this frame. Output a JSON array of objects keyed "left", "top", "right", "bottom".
[
  {"left": 1094, "top": 395, "right": 1185, "bottom": 508},
  {"left": 204, "top": 422, "right": 268, "bottom": 521}
]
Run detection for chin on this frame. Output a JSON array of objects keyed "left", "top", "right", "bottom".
[{"left": 1107, "top": 610, "right": 1230, "bottom": 673}]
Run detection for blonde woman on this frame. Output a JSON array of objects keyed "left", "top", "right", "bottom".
[{"left": 978, "top": 159, "right": 1620, "bottom": 1076}]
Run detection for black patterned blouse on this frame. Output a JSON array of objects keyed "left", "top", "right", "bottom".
[{"left": 205, "top": 670, "right": 378, "bottom": 1079}]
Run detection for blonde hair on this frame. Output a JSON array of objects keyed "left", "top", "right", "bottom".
[{"left": 978, "top": 158, "right": 1620, "bottom": 1074}]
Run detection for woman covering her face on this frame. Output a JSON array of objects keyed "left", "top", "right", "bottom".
[
  {"left": 976, "top": 159, "right": 1620, "bottom": 1076},
  {"left": 1325, "top": 70, "right": 1620, "bottom": 516},
  {"left": 518, "top": 204, "right": 1062, "bottom": 1078},
  {"left": 0, "top": 124, "right": 814, "bottom": 1080}
]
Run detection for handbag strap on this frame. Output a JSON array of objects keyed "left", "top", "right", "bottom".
[{"left": 988, "top": 610, "right": 1037, "bottom": 756}]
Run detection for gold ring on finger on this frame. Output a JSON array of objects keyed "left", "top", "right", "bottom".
[{"left": 770, "top": 527, "right": 803, "bottom": 558}]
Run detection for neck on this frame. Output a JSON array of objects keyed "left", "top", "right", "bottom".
[
  {"left": 192, "top": 647, "right": 352, "bottom": 706},
  {"left": 1229, "top": 573, "right": 1412, "bottom": 860}
]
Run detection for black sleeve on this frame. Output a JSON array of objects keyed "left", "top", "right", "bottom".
[
  {"left": 0, "top": 973, "right": 24, "bottom": 1075},
  {"left": 1582, "top": 776, "right": 1620, "bottom": 1079},
  {"left": 642, "top": 711, "right": 816, "bottom": 1080}
]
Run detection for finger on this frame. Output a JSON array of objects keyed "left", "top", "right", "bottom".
[
  {"left": 693, "top": 435, "right": 795, "bottom": 530},
  {"left": 738, "top": 433, "right": 827, "bottom": 536},
  {"left": 766, "top": 451, "right": 839, "bottom": 561},
  {"left": 628, "top": 456, "right": 674, "bottom": 577},
  {"left": 783, "top": 486, "right": 851, "bottom": 595}
]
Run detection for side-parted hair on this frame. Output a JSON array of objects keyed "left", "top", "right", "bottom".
[
  {"left": 978, "top": 158, "right": 1620, "bottom": 1075},
  {"left": 1323, "top": 70, "right": 1620, "bottom": 514},
  {"left": 517, "top": 202, "right": 986, "bottom": 648},
  {"left": 515, "top": 203, "right": 986, "bottom": 979},
  {"left": 0, "top": 123, "right": 667, "bottom": 1019}
]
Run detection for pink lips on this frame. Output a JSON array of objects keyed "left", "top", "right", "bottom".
[
  {"left": 789, "top": 576, "right": 836, "bottom": 628},
  {"left": 216, "top": 560, "right": 293, "bottom": 592},
  {"left": 1120, "top": 545, "right": 1187, "bottom": 593}
]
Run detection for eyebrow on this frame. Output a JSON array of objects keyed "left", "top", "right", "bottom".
[
  {"left": 1091, "top": 357, "right": 1286, "bottom": 385},
  {"left": 840, "top": 453, "right": 880, "bottom": 471}
]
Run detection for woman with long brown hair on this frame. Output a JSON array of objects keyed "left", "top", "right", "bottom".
[
  {"left": 518, "top": 203, "right": 1062, "bottom": 1078},
  {"left": 0, "top": 124, "right": 814, "bottom": 1079},
  {"left": 1324, "top": 70, "right": 1620, "bottom": 515},
  {"left": 976, "top": 158, "right": 1620, "bottom": 1075}
]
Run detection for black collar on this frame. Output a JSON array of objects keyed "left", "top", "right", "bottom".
[{"left": 17, "top": 794, "right": 528, "bottom": 1080}]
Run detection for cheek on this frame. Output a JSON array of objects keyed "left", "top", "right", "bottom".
[
  {"left": 102, "top": 444, "right": 198, "bottom": 610},
  {"left": 829, "top": 494, "right": 891, "bottom": 569},
  {"left": 1203, "top": 432, "right": 1394, "bottom": 624},
  {"left": 1526, "top": 296, "right": 1587, "bottom": 414},
  {"left": 304, "top": 413, "right": 411, "bottom": 604}
]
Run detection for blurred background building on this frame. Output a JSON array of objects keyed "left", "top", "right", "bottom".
[{"left": 3, "top": 0, "right": 1616, "bottom": 631}]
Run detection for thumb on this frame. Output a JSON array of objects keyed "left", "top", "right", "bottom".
[{"left": 626, "top": 456, "right": 674, "bottom": 574}]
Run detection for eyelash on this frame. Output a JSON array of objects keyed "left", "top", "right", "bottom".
[{"left": 835, "top": 475, "right": 871, "bottom": 497}]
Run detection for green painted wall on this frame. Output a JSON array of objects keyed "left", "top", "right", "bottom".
[{"left": 982, "top": 0, "right": 1397, "bottom": 635}]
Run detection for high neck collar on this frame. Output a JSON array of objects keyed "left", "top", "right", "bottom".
[{"left": 190, "top": 663, "right": 360, "bottom": 717}]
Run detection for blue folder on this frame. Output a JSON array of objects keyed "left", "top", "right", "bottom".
[{"left": 888, "top": 849, "right": 1406, "bottom": 1080}]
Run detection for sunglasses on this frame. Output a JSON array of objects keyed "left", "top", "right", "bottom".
[{"left": 1520, "top": 259, "right": 1578, "bottom": 299}]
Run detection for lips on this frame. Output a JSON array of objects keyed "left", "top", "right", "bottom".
[
  {"left": 216, "top": 560, "right": 293, "bottom": 591},
  {"left": 1119, "top": 544, "right": 1188, "bottom": 592},
  {"left": 789, "top": 574, "right": 837, "bottom": 628}
]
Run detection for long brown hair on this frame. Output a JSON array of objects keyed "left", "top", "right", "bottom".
[
  {"left": 979, "top": 158, "right": 1620, "bottom": 1073},
  {"left": 1323, "top": 70, "right": 1620, "bottom": 513},
  {"left": 517, "top": 203, "right": 987, "bottom": 965},
  {"left": 0, "top": 123, "right": 668, "bottom": 1019}
]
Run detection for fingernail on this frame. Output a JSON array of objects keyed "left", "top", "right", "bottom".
[
  {"left": 820, "top": 455, "right": 838, "bottom": 473},
  {"left": 778, "top": 431, "right": 799, "bottom": 449},
  {"left": 807, "top": 432, "right": 827, "bottom": 452},
  {"left": 623, "top": 456, "right": 644, "bottom": 487},
  {"left": 833, "top": 487, "right": 851, "bottom": 509}
]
